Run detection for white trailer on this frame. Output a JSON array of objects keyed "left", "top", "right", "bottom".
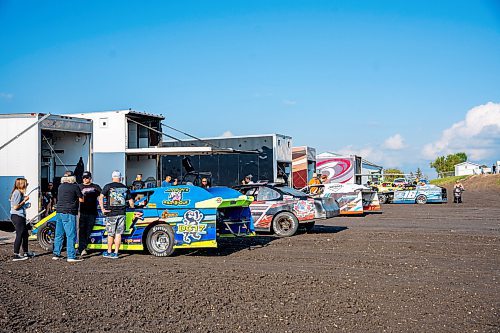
[
  {"left": 0, "top": 113, "right": 92, "bottom": 222},
  {"left": 67, "top": 110, "right": 240, "bottom": 187}
]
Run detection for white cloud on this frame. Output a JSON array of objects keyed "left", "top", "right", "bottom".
[
  {"left": 336, "top": 145, "right": 377, "bottom": 161},
  {"left": 283, "top": 99, "right": 297, "bottom": 106},
  {"left": 383, "top": 134, "right": 405, "bottom": 150},
  {"left": 0, "top": 92, "right": 13, "bottom": 100},
  {"left": 422, "top": 102, "right": 500, "bottom": 160},
  {"left": 221, "top": 130, "right": 234, "bottom": 138},
  {"left": 335, "top": 145, "right": 411, "bottom": 170}
]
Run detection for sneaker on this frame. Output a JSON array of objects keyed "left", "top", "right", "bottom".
[
  {"left": 80, "top": 249, "right": 87, "bottom": 256},
  {"left": 23, "top": 252, "right": 36, "bottom": 258},
  {"left": 12, "top": 254, "right": 28, "bottom": 261},
  {"left": 102, "top": 251, "right": 112, "bottom": 258},
  {"left": 52, "top": 255, "right": 64, "bottom": 260},
  {"left": 110, "top": 253, "right": 119, "bottom": 259},
  {"left": 67, "top": 258, "right": 84, "bottom": 263}
]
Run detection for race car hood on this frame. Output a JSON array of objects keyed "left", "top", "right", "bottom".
[{"left": 206, "top": 187, "right": 253, "bottom": 208}]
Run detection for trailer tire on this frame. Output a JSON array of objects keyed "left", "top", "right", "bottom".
[
  {"left": 416, "top": 195, "right": 427, "bottom": 204},
  {"left": 145, "top": 224, "right": 175, "bottom": 257},
  {"left": 272, "top": 212, "right": 299, "bottom": 237},
  {"left": 37, "top": 222, "right": 55, "bottom": 251}
]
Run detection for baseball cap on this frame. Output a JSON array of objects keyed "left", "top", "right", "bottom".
[
  {"left": 83, "top": 171, "right": 92, "bottom": 179},
  {"left": 111, "top": 170, "right": 122, "bottom": 178},
  {"left": 246, "top": 174, "right": 253, "bottom": 179}
]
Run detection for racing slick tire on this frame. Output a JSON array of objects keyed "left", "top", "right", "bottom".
[
  {"left": 37, "top": 222, "right": 55, "bottom": 251},
  {"left": 272, "top": 212, "right": 299, "bottom": 237},
  {"left": 416, "top": 194, "right": 428, "bottom": 204},
  {"left": 378, "top": 193, "right": 388, "bottom": 204},
  {"left": 146, "top": 224, "right": 175, "bottom": 257}
]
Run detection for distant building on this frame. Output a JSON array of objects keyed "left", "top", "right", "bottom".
[{"left": 454, "top": 161, "right": 481, "bottom": 176}]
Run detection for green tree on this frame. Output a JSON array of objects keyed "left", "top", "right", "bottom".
[
  {"left": 383, "top": 168, "right": 404, "bottom": 182},
  {"left": 430, "top": 152, "right": 467, "bottom": 176},
  {"left": 415, "top": 168, "right": 423, "bottom": 179}
]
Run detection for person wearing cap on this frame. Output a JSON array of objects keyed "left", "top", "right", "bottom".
[
  {"left": 78, "top": 171, "right": 102, "bottom": 256},
  {"left": 53, "top": 171, "right": 84, "bottom": 263},
  {"left": 131, "top": 174, "right": 145, "bottom": 190},
  {"left": 99, "top": 171, "right": 134, "bottom": 259},
  {"left": 241, "top": 174, "right": 254, "bottom": 185}
]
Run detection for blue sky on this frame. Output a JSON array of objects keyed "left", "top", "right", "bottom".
[{"left": 1, "top": 0, "right": 499, "bottom": 177}]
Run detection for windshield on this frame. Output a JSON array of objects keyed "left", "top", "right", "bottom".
[{"left": 279, "top": 186, "right": 308, "bottom": 197}]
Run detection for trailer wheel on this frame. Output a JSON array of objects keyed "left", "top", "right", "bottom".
[
  {"left": 378, "top": 193, "right": 387, "bottom": 204},
  {"left": 272, "top": 212, "right": 299, "bottom": 237},
  {"left": 37, "top": 222, "right": 55, "bottom": 251},
  {"left": 416, "top": 195, "right": 427, "bottom": 204},
  {"left": 146, "top": 224, "right": 175, "bottom": 257}
]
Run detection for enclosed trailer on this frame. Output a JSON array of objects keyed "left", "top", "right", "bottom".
[
  {"left": 0, "top": 113, "right": 92, "bottom": 222},
  {"left": 292, "top": 146, "right": 316, "bottom": 189},
  {"left": 161, "top": 134, "right": 293, "bottom": 187},
  {"left": 67, "top": 110, "right": 164, "bottom": 187}
]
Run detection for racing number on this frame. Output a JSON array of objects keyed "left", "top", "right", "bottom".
[{"left": 404, "top": 191, "right": 417, "bottom": 199}]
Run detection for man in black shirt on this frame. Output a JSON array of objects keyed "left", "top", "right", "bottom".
[
  {"left": 131, "top": 174, "right": 145, "bottom": 190},
  {"left": 99, "top": 171, "right": 134, "bottom": 259},
  {"left": 53, "top": 172, "right": 84, "bottom": 263},
  {"left": 78, "top": 171, "right": 101, "bottom": 256}
]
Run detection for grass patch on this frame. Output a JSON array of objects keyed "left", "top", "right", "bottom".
[{"left": 430, "top": 175, "right": 469, "bottom": 186}]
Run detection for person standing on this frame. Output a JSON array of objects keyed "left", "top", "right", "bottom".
[
  {"left": 9, "top": 178, "right": 35, "bottom": 261},
  {"left": 131, "top": 174, "right": 145, "bottom": 190},
  {"left": 99, "top": 171, "right": 134, "bottom": 259},
  {"left": 162, "top": 175, "right": 172, "bottom": 187},
  {"left": 53, "top": 172, "right": 84, "bottom": 262},
  {"left": 241, "top": 175, "right": 254, "bottom": 185},
  {"left": 42, "top": 182, "right": 56, "bottom": 217},
  {"left": 308, "top": 173, "right": 321, "bottom": 194},
  {"left": 200, "top": 177, "right": 210, "bottom": 189},
  {"left": 78, "top": 171, "right": 101, "bottom": 256},
  {"left": 453, "top": 180, "right": 465, "bottom": 204}
]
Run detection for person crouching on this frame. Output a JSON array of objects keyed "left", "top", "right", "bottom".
[{"left": 53, "top": 171, "right": 84, "bottom": 263}]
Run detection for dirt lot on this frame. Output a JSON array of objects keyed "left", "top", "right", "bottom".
[{"left": 0, "top": 188, "right": 499, "bottom": 333}]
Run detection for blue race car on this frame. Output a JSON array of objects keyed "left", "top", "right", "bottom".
[
  {"left": 392, "top": 184, "right": 447, "bottom": 204},
  {"left": 31, "top": 185, "right": 254, "bottom": 257}
]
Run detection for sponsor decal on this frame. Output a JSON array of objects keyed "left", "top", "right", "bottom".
[
  {"left": 161, "top": 210, "right": 179, "bottom": 219},
  {"left": 326, "top": 183, "right": 343, "bottom": 192},
  {"left": 163, "top": 188, "right": 190, "bottom": 206},
  {"left": 147, "top": 203, "right": 157, "bottom": 208},
  {"left": 293, "top": 200, "right": 315, "bottom": 218},
  {"left": 176, "top": 210, "right": 207, "bottom": 244}
]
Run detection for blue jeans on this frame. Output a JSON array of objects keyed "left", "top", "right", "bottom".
[{"left": 53, "top": 213, "right": 77, "bottom": 259}]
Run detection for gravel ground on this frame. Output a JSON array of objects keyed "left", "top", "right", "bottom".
[{"left": 0, "top": 189, "right": 499, "bottom": 333}]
